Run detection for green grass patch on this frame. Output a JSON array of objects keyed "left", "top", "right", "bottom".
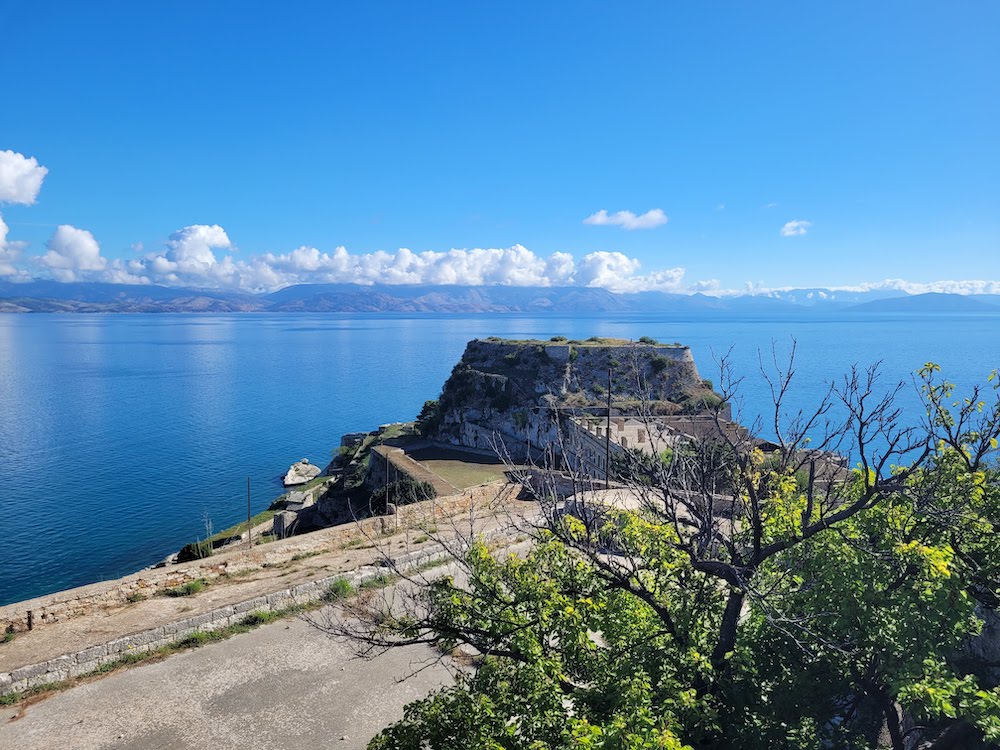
[
  {"left": 324, "top": 577, "right": 354, "bottom": 602},
  {"left": 212, "top": 510, "right": 277, "bottom": 543},
  {"left": 290, "top": 550, "right": 323, "bottom": 562},
  {"left": 125, "top": 591, "right": 148, "bottom": 604},
  {"left": 359, "top": 572, "right": 398, "bottom": 590},
  {"left": 163, "top": 578, "right": 208, "bottom": 598}
]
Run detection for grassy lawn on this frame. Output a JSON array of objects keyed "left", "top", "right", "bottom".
[{"left": 408, "top": 447, "right": 510, "bottom": 489}]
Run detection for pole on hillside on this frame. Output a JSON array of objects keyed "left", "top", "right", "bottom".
[
  {"left": 605, "top": 366, "right": 612, "bottom": 490},
  {"left": 246, "top": 477, "right": 252, "bottom": 551}
]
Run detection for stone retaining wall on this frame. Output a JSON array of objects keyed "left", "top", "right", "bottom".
[
  {"left": 0, "top": 483, "right": 514, "bottom": 635},
  {"left": 0, "top": 523, "right": 516, "bottom": 697}
]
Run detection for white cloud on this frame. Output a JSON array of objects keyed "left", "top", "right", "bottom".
[
  {"left": 0, "top": 150, "right": 48, "bottom": 205},
  {"left": 23, "top": 226, "right": 685, "bottom": 294},
  {"left": 689, "top": 279, "right": 721, "bottom": 292},
  {"left": 828, "top": 278, "right": 1000, "bottom": 296},
  {"left": 0, "top": 213, "right": 22, "bottom": 276},
  {"left": 573, "top": 251, "right": 685, "bottom": 293},
  {"left": 780, "top": 219, "right": 812, "bottom": 237},
  {"left": 583, "top": 208, "right": 668, "bottom": 230},
  {"left": 41, "top": 225, "right": 107, "bottom": 282}
]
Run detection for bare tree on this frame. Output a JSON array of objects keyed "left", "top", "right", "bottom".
[{"left": 310, "top": 347, "right": 1000, "bottom": 749}]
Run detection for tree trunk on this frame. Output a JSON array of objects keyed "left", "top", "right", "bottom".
[
  {"left": 882, "top": 700, "right": 905, "bottom": 750},
  {"left": 711, "top": 589, "right": 744, "bottom": 670}
]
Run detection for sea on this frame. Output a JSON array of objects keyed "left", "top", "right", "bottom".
[{"left": 1, "top": 311, "right": 998, "bottom": 606}]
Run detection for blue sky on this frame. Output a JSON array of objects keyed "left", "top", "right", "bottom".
[{"left": 1, "top": 1, "right": 997, "bottom": 293}]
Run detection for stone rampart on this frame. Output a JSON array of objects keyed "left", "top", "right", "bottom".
[
  {"left": 0, "top": 526, "right": 513, "bottom": 696},
  {"left": 0, "top": 483, "right": 507, "bottom": 636}
]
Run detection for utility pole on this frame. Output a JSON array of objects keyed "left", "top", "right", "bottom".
[
  {"left": 605, "top": 366, "right": 612, "bottom": 489},
  {"left": 246, "top": 477, "right": 252, "bottom": 551}
]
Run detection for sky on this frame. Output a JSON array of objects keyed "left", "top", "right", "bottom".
[{"left": 1, "top": 1, "right": 998, "bottom": 294}]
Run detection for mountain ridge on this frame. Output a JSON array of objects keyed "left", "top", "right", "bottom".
[{"left": 1, "top": 281, "right": 999, "bottom": 314}]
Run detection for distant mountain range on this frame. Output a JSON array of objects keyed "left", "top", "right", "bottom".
[{"left": 2, "top": 281, "right": 1000, "bottom": 314}]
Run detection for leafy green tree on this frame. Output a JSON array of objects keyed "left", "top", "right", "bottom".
[
  {"left": 336, "top": 358, "right": 1000, "bottom": 750},
  {"left": 416, "top": 399, "right": 442, "bottom": 436}
]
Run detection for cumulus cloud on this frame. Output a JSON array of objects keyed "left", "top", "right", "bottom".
[
  {"left": 0, "top": 213, "right": 22, "bottom": 276},
  {"left": 41, "top": 225, "right": 107, "bottom": 282},
  {"left": 689, "top": 279, "right": 721, "bottom": 293},
  {"left": 19, "top": 224, "right": 685, "bottom": 293},
  {"left": 0, "top": 150, "right": 48, "bottom": 205},
  {"left": 144, "top": 224, "right": 233, "bottom": 284},
  {"left": 583, "top": 208, "right": 668, "bottom": 230},
  {"left": 780, "top": 219, "right": 812, "bottom": 237},
  {"left": 830, "top": 278, "right": 1000, "bottom": 296}
]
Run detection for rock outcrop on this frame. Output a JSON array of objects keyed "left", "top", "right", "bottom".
[
  {"left": 283, "top": 459, "right": 321, "bottom": 486},
  {"left": 422, "top": 337, "right": 713, "bottom": 461}
]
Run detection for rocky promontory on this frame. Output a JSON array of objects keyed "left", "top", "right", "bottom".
[{"left": 283, "top": 458, "right": 321, "bottom": 486}]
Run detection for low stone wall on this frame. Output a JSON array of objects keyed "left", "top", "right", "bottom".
[
  {"left": 0, "top": 538, "right": 487, "bottom": 696},
  {"left": 0, "top": 483, "right": 513, "bottom": 636}
]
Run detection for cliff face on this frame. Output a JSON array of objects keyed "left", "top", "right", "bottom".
[{"left": 426, "top": 338, "right": 709, "bottom": 458}]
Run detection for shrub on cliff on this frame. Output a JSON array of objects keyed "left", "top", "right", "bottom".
[
  {"left": 372, "top": 478, "right": 437, "bottom": 507},
  {"left": 416, "top": 399, "right": 442, "bottom": 436}
]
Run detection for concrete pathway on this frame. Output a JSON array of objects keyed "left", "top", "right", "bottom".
[{"left": 0, "top": 608, "right": 450, "bottom": 750}]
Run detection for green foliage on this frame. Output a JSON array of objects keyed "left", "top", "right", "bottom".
[
  {"left": 650, "top": 356, "right": 670, "bottom": 374},
  {"left": 325, "top": 577, "right": 354, "bottom": 602},
  {"left": 416, "top": 399, "right": 442, "bottom": 436},
  {"left": 550, "top": 336, "right": 568, "bottom": 342},
  {"left": 177, "top": 539, "right": 213, "bottom": 561},
  {"left": 163, "top": 578, "right": 208, "bottom": 597},
  {"left": 680, "top": 393, "right": 724, "bottom": 414},
  {"left": 373, "top": 478, "right": 437, "bottom": 507},
  {"left": 638, "top": 335, "right": 659, "bottom": 344},
  {"left": 365, "top": 367, "right": 1000, "bottom": 749}
]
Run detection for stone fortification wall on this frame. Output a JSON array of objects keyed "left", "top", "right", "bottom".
[
  {"left": 0, "top": 484, "right": 506, "bottom": 637},
  {"left": 0, "top": 524, "right": 517, "bottom": 696},
  {"left": 365, "top": 445, "right": 459, "bottom": 498},
  {"left": 430, "top": 338, "right": 705, "bottom": 461}
]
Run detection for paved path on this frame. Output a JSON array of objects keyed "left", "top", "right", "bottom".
[{"left": 0, "top": 608, "right": 450, "bottom": 750}]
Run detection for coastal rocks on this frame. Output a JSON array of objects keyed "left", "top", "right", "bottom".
[{"left": 283, "top": 459, "right": 321, "bottom": 486}]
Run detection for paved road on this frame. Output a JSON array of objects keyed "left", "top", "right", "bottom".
[{"left": 0, "top": 609, "right": 450, "bottom": 750}]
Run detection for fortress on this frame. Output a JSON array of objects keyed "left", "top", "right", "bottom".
[{"left": 420, "top": 336, "right": 718, "bottom": 467}]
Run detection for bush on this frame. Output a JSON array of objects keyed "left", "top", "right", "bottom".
[
  {"left": 373, "top": 478, "right": 437, "bottom": 507},
  {"left": 681, "top": 393, "right": 724, "bottom": 414},
  {"left": 164, "top": 578, "right": 208, "bottom": 597},
  {"left": 176, "top": 539, "right": 213, "bottom": 562},
  {"left": 415, "top": 399, "right": 442, "bottom": 436},
  {"left": 549, "top": 336, "right": 567, "bottom": 342},
  {"left": 650, "top": 356, "right": 670, "bottom": 374},
  {"left": 324, "top": 577, "right": 354, "bottom": 602},
  {"left": 638, "top": 335, "right": 658, "bottom": 344}
]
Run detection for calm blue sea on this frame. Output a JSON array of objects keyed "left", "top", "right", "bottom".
[{"left": 1, "top": 311, "right": 998, "bottom": 605}]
